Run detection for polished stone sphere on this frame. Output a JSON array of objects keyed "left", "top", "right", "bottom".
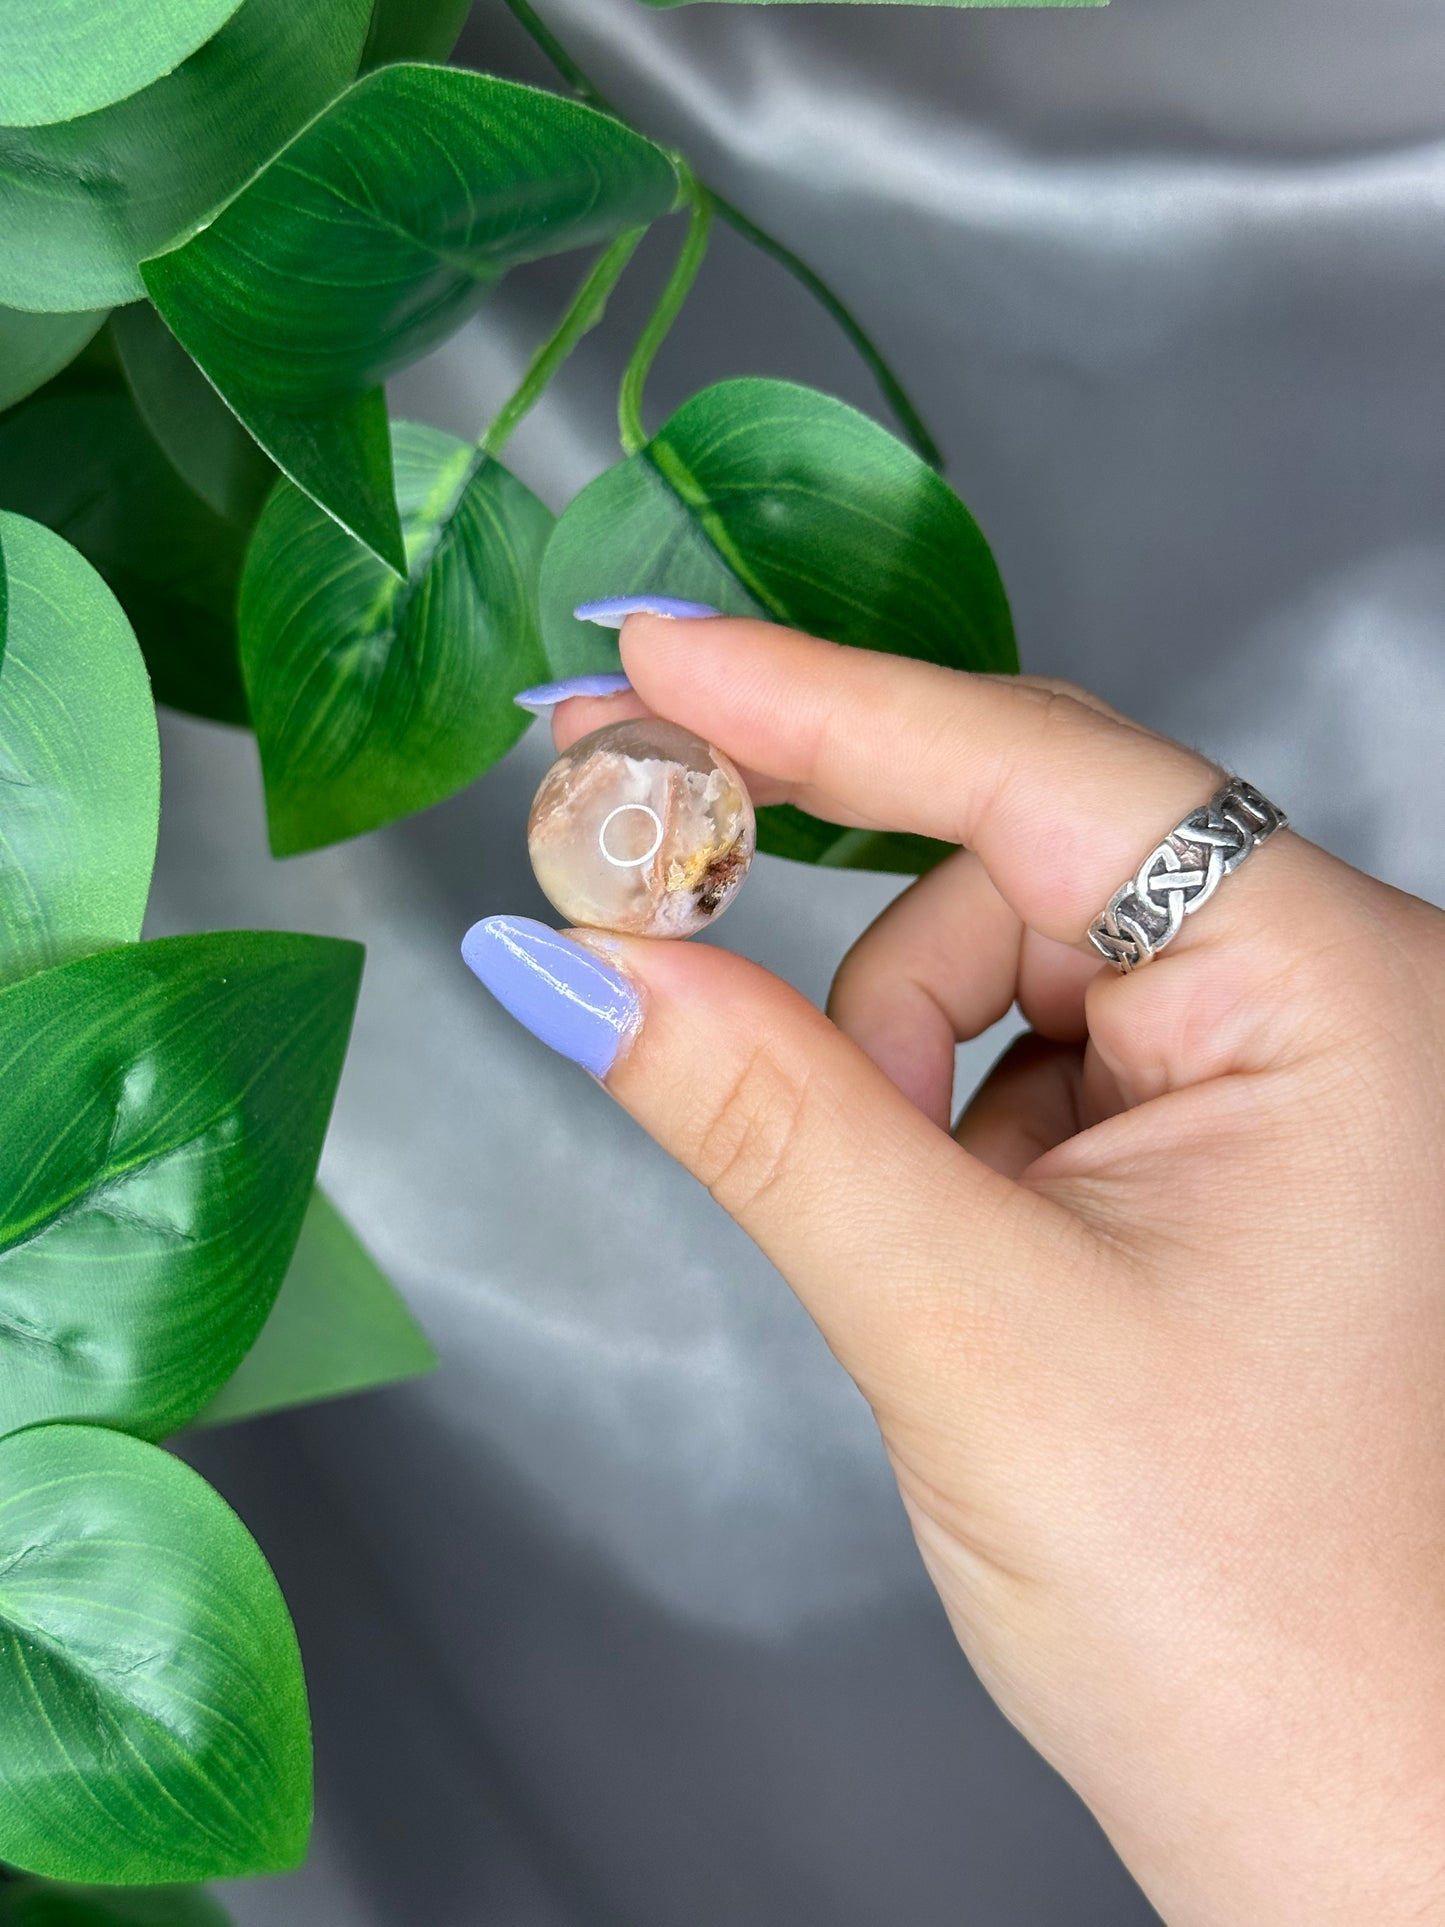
[{"left": 528, "top": 719, "right": 755, "bottom": 938}]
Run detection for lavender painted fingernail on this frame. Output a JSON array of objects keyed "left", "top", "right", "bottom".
[
  {"left": 461, "top": 916, "right": 640, "bottom": 1078},
  {"left": 573, "top": 595, "right": 721, "bottom": 629},
  {"left": 513, "top": 672, "right": 633, "bottom": 714}
]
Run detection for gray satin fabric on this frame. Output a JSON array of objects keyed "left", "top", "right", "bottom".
[{"left": 162, "top": 2, "right": 1445, "bottom": 1920}]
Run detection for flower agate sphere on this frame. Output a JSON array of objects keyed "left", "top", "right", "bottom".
[{"left": 528, "top": 719, "right": 755, "bottom": 938}]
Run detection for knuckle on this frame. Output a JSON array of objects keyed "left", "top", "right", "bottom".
[
  {"left": 1012, "top": 679, "right": 1103, "bottom": 745},
  {"left": 1013, "top": 673, "right": 1095, "bottom": 708},
  {"left": 986, "top": 684, "right": 1108, "bottom": 830},
  {"left": 1012, "top": 674, "right": 1134, "bottom": 728},
  {"left": 690, "top": 1042, "right": 815, "bottom": 1220}
]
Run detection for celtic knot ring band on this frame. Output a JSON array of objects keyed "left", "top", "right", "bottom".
[{"left": 1087, "top": 776, "right": 1289, "bottom": 973}]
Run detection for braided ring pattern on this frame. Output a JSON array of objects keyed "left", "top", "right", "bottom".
[{"left": 1087, "top": 777, "right": 1288, "bottom": 972}]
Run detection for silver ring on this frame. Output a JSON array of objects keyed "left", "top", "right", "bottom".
[{"left": 1087, "top": 776, "right": 1289, "bottom": 972}]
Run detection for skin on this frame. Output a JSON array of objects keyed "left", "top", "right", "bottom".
[{"left": 546, "top": 613, "right": 1445, "bottom": 1927}]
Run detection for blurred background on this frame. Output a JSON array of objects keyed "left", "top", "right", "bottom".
[{"left": 158, "top": 0, "right": 1445, "bottom": 1918}]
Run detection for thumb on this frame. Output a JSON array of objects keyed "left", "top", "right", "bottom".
[{"left": 462, "top": 916, "right": 1081, "bottom": 1395}]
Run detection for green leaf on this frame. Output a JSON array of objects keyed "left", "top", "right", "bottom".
[
  {"left": 0, "top": 379, "right": 251, "bottom": 724},
  {"left": 538, "top": 378, "right": 1016, "bottom": 873},
  {"left": 0, "top": 309, "right": 108, "bottom": 413},
  {"left": 144, "top": 67, "right": 679, "bottom": 572},
  {"left": 361, "top": 0, "right": 474, "bottom": 67},
  {"left": 0, "top": 1424, "right": 310, "bottom": 1882},
  {"left": 240, "top": 420, "right": 550, "bottom": 854},
  {"left": 0, "top": 1879, "right": 231, "bottom": 1927},
  {"left": 0, "top": 0, "right": 246, "bottom": 128},
  {"left": 0, "top": 514, "right": 159, "bottom": 986},
  {"left": 0, "top": 0, "right": 372, "bottom": 313},
  {"left": 0, "top": 930, "right": 362, "bottom": 1440},
  {"left": 111, "top": 305, "right": 276, "bottom": 528},
  {"left": 198, "top": 1190, "right": 435, "bottom": 1427}
]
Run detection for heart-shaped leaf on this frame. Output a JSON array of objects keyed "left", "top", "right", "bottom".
[
  {"left": 240, "top": 420, "right": 552, "bottom": 854},
  {"left": 198, "top": 1189, "right": 435, "bottom": 1427},
  {"left": 0, "top": 514, "right": 159, "bottom": 987},
  {"left": 0, "top": 1880, "right": 231, "bottom": 1926},
  {"left": 0, "top": 0, "right": 246, "bottom": 128},
  {"left": 0, "top": 0, "right": 371, "bottom": 313},
  {"left": 539, "top": 378, "right": 1016, "bottom": 872},
  {"left": 0, "top": 308, "right": 107, "bottom": 413},
  {"left": 0, "top": 1424, "right": 310, "bottom": 1882},
  {"left": 361, "top": 0, "right": 474, "bottom": 68},
  {"left": 0, "top": 930, "right": 362, "bottom": 1440},
  {"left": 112, "top": 305, "right": 276, "bottom": 528},
  {"left": 0, "top": 379, "right": 251, "bottom": 724},
  {"left": 144, "top": 67, "right": 679, "bottom": 571}
]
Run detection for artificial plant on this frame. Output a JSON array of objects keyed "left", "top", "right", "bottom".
[
  {"left": 0, "top": 507, "right": 358, "bottom": 1917},
  {"left": 0, "top": 0, "right": 1035, "bottom": 1909}
]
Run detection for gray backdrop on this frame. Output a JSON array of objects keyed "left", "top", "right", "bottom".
[{"left": 159, "top": 0, "right": 1445, "bottom": 1919}]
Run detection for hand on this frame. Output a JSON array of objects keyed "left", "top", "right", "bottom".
[{"left": 465, "top": 614, "right": 1445, "bottom": 1927}]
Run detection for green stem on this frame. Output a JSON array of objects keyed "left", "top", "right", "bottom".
[
  {"left": 481, "top": 228, "right": 647, "bottom": 459},
  {"left": 704, "top": 190, "right": 943, "bottom": 470},
  {"left": 500, "top": 0, "right": 944, "bottom": 470},
  {"left": 381, "top": 230, "right": 645, "bottom": 600},
  {"left": 617, "top": 180, "right": 712, "bottom": 455},
  {"left": 503, "top": 0, "right": 615, "bottom": 112}
]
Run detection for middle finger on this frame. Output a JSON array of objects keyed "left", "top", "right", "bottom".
[{"left": 828, "top": 850, "right": 1098, "bottom": 1128}]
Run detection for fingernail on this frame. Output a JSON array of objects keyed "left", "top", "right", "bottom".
[
  {"left": 513, "top": 672, "right": 633, "bottom": 715},
  {"left": 573, "top": 595, "right": 721, "bottom": 629},
  {"left": 461, "top": 915, "right": 640, "bottom": 1078}
]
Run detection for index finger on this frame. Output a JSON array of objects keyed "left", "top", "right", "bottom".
[{"left": 616, "top": 613, "right": 1279, "bottom": 950}]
